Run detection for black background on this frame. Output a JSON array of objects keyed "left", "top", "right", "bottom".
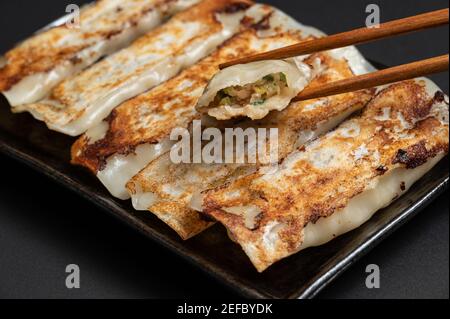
[{"left": 0, "top": 0, "right": 448, "bottom": 299}]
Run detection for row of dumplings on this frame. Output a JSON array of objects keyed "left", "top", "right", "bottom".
[{"left": 1, "top": 0, "right": 448, "bottom": 271}]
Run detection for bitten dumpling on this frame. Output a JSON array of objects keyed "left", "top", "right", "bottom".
[{"left": 196, "top": 57, "right": 321, "bottom": 120}]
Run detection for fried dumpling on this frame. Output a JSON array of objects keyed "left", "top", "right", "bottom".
[
  {"left": 200, "top": 79, "right": 449, "bottom": 272},
  {"left": 71, "top": 7, "right": 321, "bottom": 199},
  {"left": 13, "top": 0, "right": 258, "bottom": 136},
  {"left": 196, "top": 57, "right": 319, "bottom": 120},
  {"left": 125, "top": 53, "right": 374, "bottom": 239},
  {"left": 0, "top": 0, "right": 200, "bottom": 106}
]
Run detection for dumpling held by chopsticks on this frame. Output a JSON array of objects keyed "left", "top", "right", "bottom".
[{"left": 196, "top": 57, "right": 321, "bottom": 120}]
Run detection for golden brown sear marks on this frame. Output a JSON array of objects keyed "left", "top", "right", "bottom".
[
  {"left": 202, "top": 80, "right": 449, "bottom": 272},
  {"left": 0, "top": 0, "right": 190, "bottom": 92},
  {"left": 123, "top": 53, "right": 375, "bottom": 240},
  {"left": 71, "top": 13, "right": 309, "bottom": 173},
  {"left": 15, "top": 0, "right": 258, "bottom": 135}
]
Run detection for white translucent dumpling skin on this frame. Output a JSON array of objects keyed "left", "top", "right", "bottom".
[{"left": 196, "top": 57, "right": 316, "bottom": 120}]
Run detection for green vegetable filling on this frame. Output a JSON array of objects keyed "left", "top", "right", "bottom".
[{"left": 212, "top": 72, "right": 288, "bottom": 109}]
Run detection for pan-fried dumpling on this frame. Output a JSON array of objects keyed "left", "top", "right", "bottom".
[
  {"left": 200, "top": 79, "right": 449, "bottom": 272},
  {"left": 125, "top": 53, "right": 375, "bottom": 239},
  {"left": 12, "top": 0, "right": 257, "bottom": 136},
  {"left": 0, "top": 0, "right": 200, "bottom": 106},
  {"left": 196, "top": 57, "right": 321, "bottom": 120},
  {"left": 71, "top": 6, "right": 313, "bottom": 199}
]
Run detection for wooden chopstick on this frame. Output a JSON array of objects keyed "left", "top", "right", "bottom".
[
  {"left": 293, "top": 54, "right": 449, "bottom": 102},
  {"left": 219, "top": 8, "right": 449, "bottom": 69}
]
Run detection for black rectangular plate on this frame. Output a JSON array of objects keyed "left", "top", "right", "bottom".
[{"left": 0, "top": 85, "right": 448, "bottom": 299}]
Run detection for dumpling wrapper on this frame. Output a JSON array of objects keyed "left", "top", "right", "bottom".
[
  {"left": 71, "top": 6, "right": 314, "bottom": 199},
  {"left": 200, "top": 79, "right": 449, "bottom": 272},
  {"left": 196, "top": 57, "right": 320, "bottom": 120},
  {"left": 125, "top": 53, "right": 375, "bottom": 239},
  {"left": 13, "top": 0, "right": 256, "bottom": 136},
  {"left": 73, "top": 6, "right": 374, "bottom": 201},
  {"left": 0, "top": 0, "right": 200, "bottom": 106}
]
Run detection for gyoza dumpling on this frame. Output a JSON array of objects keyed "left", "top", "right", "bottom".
[
  {"left": 12, "top": 0, "right": 257, "bottom": 136},
  {"left": 196, "top": 57, "right": 321, "bottom": 120},
  {"left": 200, "top": 79, "right": 449, "bottom": 272},
  {"left": 0, "top": 0, "right": 200, "bottom": 106}
]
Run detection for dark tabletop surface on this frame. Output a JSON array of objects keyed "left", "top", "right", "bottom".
[{"left": 0, "top": 0, "right": 448, "bottom": 299}]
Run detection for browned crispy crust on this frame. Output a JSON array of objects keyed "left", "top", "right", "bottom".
[
  {"left": 71, "top": 45, "right": 374, "bottom": 175},
  {"left": 0, "top": 0, "right": 191, "bottom": 92},
  {"left": 253, "top": 53, "right": 375, "bottom": 160},
  {"left": 124, "top": 53, "right": 375, "bottom": 240},
  {"left": 202, "top": 80, "right": 449, "bottom": 272},
  {"left": 72, "top": 8, "right": 317, "bottom": 173},
  {"left": 15, "top": 0, "right": 257, "bottom": 131}
]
